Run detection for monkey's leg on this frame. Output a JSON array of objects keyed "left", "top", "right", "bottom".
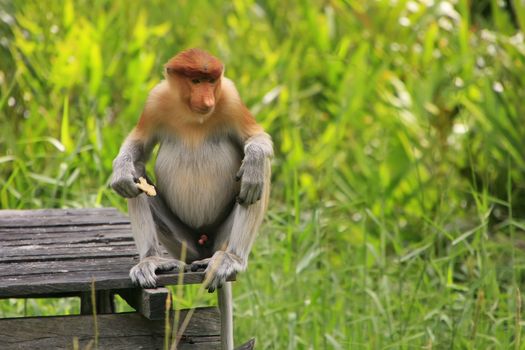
[
  {"left": 128, "top": 194, "right": 198, "bottom": 288},
  {"left": 149, "top": 194, "right": 202, "bottom": 263},
  {"left": 199, "top": 158, "right": 271, "bottom": 292}
]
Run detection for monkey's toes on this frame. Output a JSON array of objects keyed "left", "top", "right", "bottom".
[
  {"left": 128, "top": 257, "right": 184, "bottom": 288},
  {"left": 129, "top": 264, "right": 158, "bottom": 288},
  {"left": 156, "top": 258, "right": 185, "bottom": 272},
  {"left": 205, "top": 272, "right": 228, "bottom": 293},
  {"left": 190, "top": 258, "right": 211, "bottom": 272},
  {"left": 202, "top": 252, "right": 240, "bottom": 292}
]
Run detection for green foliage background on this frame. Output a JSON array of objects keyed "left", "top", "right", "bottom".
[{"left": 2, "top": 0, "right": 525, "bottom": 348}]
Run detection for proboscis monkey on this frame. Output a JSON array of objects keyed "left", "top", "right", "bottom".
[{"left": 110, "top": 48, "right": 272, "bottom": 349}]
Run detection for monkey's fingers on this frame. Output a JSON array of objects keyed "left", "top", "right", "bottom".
[
  {"left": 238, "top": 181, "right": 263, "bottom": 205},
  {"left": 112, "top": 178, "right": 142, "bottom": 198},
  {"left": 235, "top": 166, "right": 244, "bottom": 182},
  {"left": 247, "top": 184, "right": 262, "bottom": 204},
  {"left": 238, "top": 183, "right": 249, "bottom": 204}
]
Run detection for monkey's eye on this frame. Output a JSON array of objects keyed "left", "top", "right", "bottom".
[
  {"left": 191, "top": 78, "right": 201, "bottom": 84},
  {"left": 209, "top": 78, "right": 216, "bottom": 84}
]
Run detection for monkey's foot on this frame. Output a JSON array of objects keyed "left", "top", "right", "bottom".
[
  {"left": 129, "top": 256, "right": 185, "bottom": 288},
  {"left": 201, "top": 251, "right": 243, "bottom": 293},
  {"left": 189, "top": 257, "right": 211, "bottom": 272}
]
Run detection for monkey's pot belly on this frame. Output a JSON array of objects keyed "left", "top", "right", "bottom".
[{"left": 155, "top": 138, "right": 241, "bottom": 229}]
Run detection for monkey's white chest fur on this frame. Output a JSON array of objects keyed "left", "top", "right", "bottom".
[{"left": 155, "top": 137, "right": 242, "bottom": 229}]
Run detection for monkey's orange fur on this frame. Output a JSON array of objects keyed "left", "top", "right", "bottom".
[
  {"left": 165, "top": 48, "right": 223, "bottom": 79},
  {"left": 133, "top": 49, "right": 262, "bottom": 147}
]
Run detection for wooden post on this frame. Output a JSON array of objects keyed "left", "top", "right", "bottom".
[
  {"left": 80, "top": 290, "right": 114, "bottom": 315},
  {"left": 218, "top": 282, "right": 234, "bottom": 350},
  {"left": 116, "top": 288, "right": 171, "bottom": 320}
]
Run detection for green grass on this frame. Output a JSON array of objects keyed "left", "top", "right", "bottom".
[{"left": 2, "top": 0, "right": 525, "bottom": 348}]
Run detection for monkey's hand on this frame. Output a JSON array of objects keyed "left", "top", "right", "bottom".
[
  {"left": 193, "top": 251, "right": 243, "bottom": 293},
  {"left": 236, "top": 148, "right": 266, "bottom": 205},
  {"left": 110, "top": 158, "right": 142, "bottom": 198},
  {"left": 129, "top": 256, "right": 185, "bottom": 288}
]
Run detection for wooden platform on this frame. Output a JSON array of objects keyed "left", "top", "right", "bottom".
[
  {"left": 0, "top": 208, "right": 209, "bottom": 297},
  {"left": 0, "top": 208, "right": 222, "bottom": 349}
]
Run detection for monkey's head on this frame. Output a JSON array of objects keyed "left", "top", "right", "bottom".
[{"left": 165, "top": 49, "right": 224, "bottom": 120}]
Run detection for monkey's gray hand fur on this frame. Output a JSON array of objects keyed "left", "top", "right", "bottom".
[
  {"left": 198, "top": 251, "right": 243, "bottom": 293},
  {"left": 110, "top": 158, "right": 142, "bottom": 198},
  {"left": 129, "top": 256, "right": 185, "bottom": 288},
  {"left": 236, "top": 145, "right": 266, "bottom": 205}
]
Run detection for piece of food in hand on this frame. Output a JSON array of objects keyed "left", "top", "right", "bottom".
[{"left": 135, "top": 177, "right": 157, "bottom": 196}]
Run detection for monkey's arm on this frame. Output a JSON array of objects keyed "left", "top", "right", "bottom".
[
  {"left": 111, "top": 127, "right": 157, "bottom": 198},
  {"left": 112, "top": 119, "right": 186, "bottom": 287},
  {"left": 232, "top": 131, "right": 273, "bottom": 260},
  {"left": 198, "top": 130, "right": 273, "bottom": 292}
]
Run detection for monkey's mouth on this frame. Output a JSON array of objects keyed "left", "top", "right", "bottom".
[{"left": 192, "top": 107, "right": 214, "bottom": 115}]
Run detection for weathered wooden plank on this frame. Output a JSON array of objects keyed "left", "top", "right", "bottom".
[
  {"left": 1, "top": 243, "right": 136, "bottom": 259},
  {"left": 2, "top": 233, "right": 133, "bottom": 246},
  {"left": 0, "top": 207, "right": 124, "bottom": 218},
  {"left": 117, "top": 287, "right": 170, "bottom": 320},
  {"left": 0, "top": 228, "right": 136, "bottom": 262},
  {"left": 0, "top": 208, "right": 129, "bottom": 228},
  {"left": 1, "top": 237, "right": 133, "bottom": 247},
  {"left": 3, "top": 238, "right": 134, "bottom": 249},
  {"left": 0, "top": 226, "right": 132, "bottom": 240},
  {"left": 0, "top": 250, "right": 137, "bottom": 264},
  {"left": 1, "top": 235, "right": 132, "bottom": 248},
  {"left": 0, "top": 308, "right": 220, "bottom": 350},
  {"left": 0, "top": 216, "right": 130, "bottom": 228},
  {"left": 0, "top": 271, "right": 209, "bottom": 298},
  {"left": 0, "top": 258, "right": 137, "bottom": 276},
  {"left": 0, "top": 222, "right": 129, "bottom": 232}
]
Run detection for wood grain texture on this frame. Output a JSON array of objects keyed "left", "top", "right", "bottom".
[
  {"left": 0, "top": 208, "right": 210, "bottom": 298},
  {"left": 0, "top": 308, "right": 221, "bottom": 349},
  {"left": 0, "top": 208, "right": 130, "bottom": 228}
]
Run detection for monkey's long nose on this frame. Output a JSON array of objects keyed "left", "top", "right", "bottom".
[
  {"left": 203, "top": 96, "right": 214, "bottom": 109},
  {"left": 195, "top": 97, "right": 214, "bottom": 114}
]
